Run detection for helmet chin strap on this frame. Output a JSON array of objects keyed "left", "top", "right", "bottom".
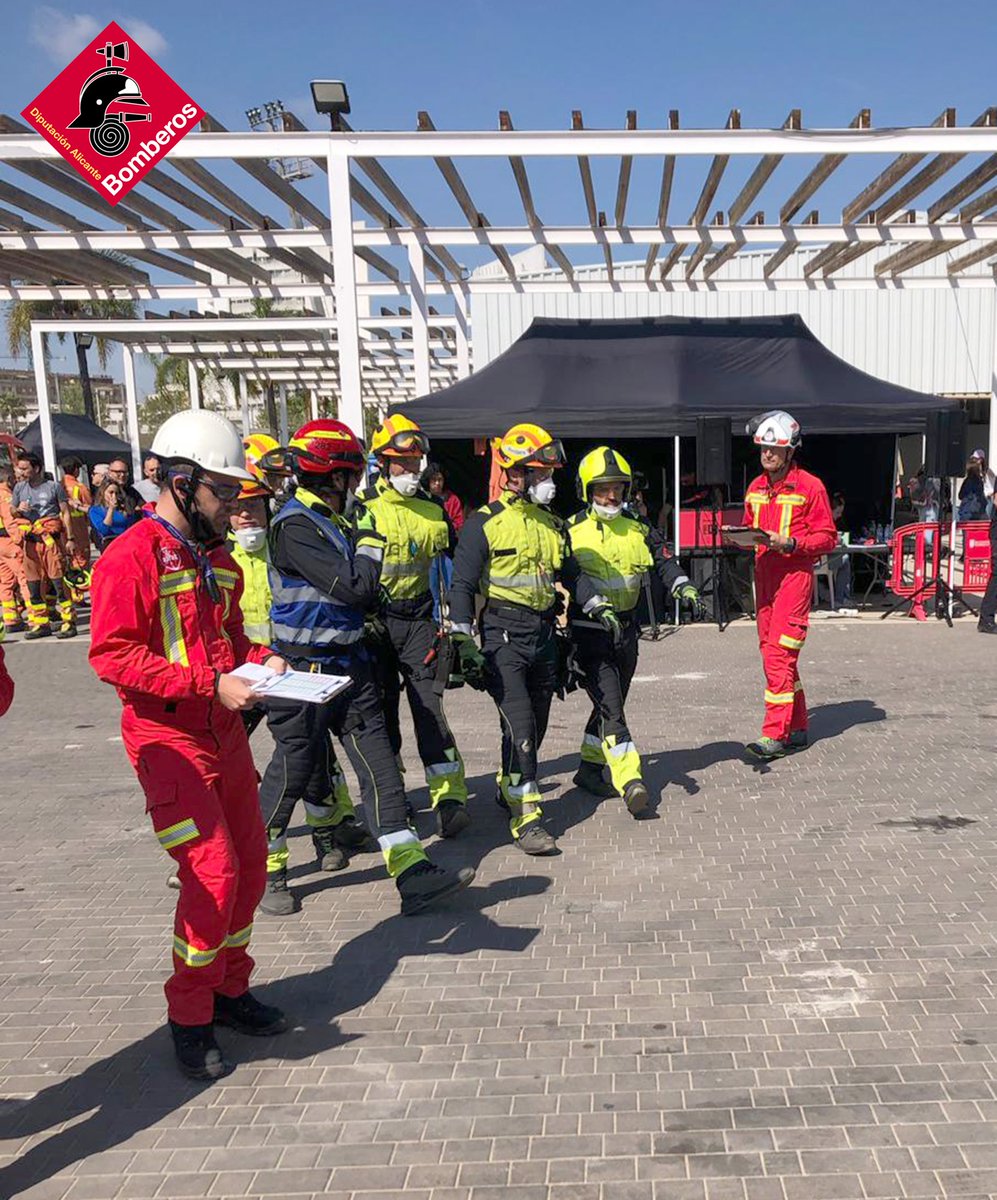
[{"left": 169, "top": 468, "right": 215, "bottom": 546}]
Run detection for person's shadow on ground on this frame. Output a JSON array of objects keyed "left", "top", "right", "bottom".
[
  {"left": 288, "top": 758, "right": 603, "bottom": 900},
  {"left": 639, "top": 698, "right": 887, "bottom": 794},
  {"left": 0, "top": 874, "right": 550, "bottom": 1198}
]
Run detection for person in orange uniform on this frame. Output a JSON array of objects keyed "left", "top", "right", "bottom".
[
  {"left": 89, "top": 410, "right": 289, "bottom": 1083},
  {"left": 12, "top": 451, "right": 77, "bottom": 639},
  {"left": 0, "top": 468, "right": 31, "bottom": 633},
  {"left": 59, "top": 457, "right": 93, "bottom": 569},
  {"left": 742, "top": 410, "right": 837, "bottom": 761}
]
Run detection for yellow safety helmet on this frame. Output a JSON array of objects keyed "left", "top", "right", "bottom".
[
  {"left": 493, "top": 423, "right": 565, "bottom": 471},
  {"left": 240, "top": 432, "right": 278, "bottom": 498},
  {"left": 577, "top": 446, "right": 632, "bottom": 501},
  {"left": 370, "top": 413, "right": 430, "bottom": 459}
]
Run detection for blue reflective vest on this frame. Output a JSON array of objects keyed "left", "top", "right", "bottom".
[{"left": 268, "top": 496, "right": 365, "bottom": 660}]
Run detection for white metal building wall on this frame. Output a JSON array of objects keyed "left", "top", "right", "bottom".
[{"left": 470, "top": 247, "right": 996, "bottom": 397}]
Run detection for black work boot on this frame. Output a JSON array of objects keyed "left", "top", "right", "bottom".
[
  {"left": 259, "top": 869, "right": 298, "bottom": 916},
  {"left": 572, "top": 761, "right": 616, "bottom": 799},
  {"left": 979, "top": 619, "right": 997, "bottom": 634},
  {"left": 23, "top": 625, "right": 51, "bottom": 640},
  {"left": 55, "top": 624, "right": 78, "bottom": 640},
  {"left": 396, "top": 860, "right": 475, "bottom": 915},
  {"left": 168, "top": 1021, "right": 233, "bottom": 1082},
  {"left": 622, "top": 779, "right": 650, "bottom": 817},
  {"left": 312, "top": 828, "right": 349, "bottom": 872},
  {"left": 214, "top": 991, "right": 288, "bottom": 1037},
  {"left": 515, "top": 823, "right": 558, "bottom": 856},
  {"left": 435, "top": 799, "right": 471, "bottom": 839},
  {"left": 333, "top": 814, "right": 378, "bottom": 854}
]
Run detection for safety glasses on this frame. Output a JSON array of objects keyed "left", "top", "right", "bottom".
[
  {"left": 383, "top": 429, "right": 430, "bottom": 456},
  {"left": 199, "top": 477, "right": 243, "bottom": 503},
  {"left": 527, "top": 439, "right": 566, "bottom": 467}
]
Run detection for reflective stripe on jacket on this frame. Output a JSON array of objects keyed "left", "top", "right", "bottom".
[
  {"left": 362, "top": 476, "right": 449, "bottom": 601},
  {"left": 479, "top": 492, "right": 565, "bottom": 611},
  {"left": 567, "top": 509, "right": 653, "bottom": 613},
  {"left": 229, "top": 539, "right": 272, "bottom": 645},
  {"left": 268, "top": 496, "right": 364, "bottom": 652}
]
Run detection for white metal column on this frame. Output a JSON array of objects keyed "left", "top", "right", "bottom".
[
  {"left": 277, "top": 384, "right": 289, "bottom": 446},
  {"left": 990, "top": 308, "right": 997, "bottom": 470},
  {"left": 673, "top": 435, "right": 681, "bottom": 626},
  {"left": 309, "top": 388, "right": 319, "bottom": 421},
  {"left": 408, "top": 241, "right": 431, "bottom": 397},
  {"left": 455, "top": 285, "right": 471, "bottom": 379},
  {"left": 122, "top": 346, "right": 142, "bottom": 480},
  {"left": 327, "top": 151, "right": 363, "bottom": 433},
  {"left": 29, "top": 326, "right": 55, "bottom": 476},
  {"left": 239, "top": 374, "right": 250, "bottom": 435},
  {"left": 188, "top": 361, "right": 201, "bottom": 410}
]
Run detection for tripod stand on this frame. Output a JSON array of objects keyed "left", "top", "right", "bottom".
[{"left": 690, "top": 486, "right": 730, "bottom": 632}]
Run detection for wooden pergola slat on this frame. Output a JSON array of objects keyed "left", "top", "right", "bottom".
[
  {"left": 780, "top": 108, "right": 870, "bottom": 223},
  {"left": 643, "top": 110, "right": 679, "bottom": 279}
]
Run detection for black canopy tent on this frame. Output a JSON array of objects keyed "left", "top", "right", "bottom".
[
  {"left": 405, "top": 314, "right": 953, "bottom": 437},
  {"left": 17, "top": 412, "right": 134, "bottom": 469}
]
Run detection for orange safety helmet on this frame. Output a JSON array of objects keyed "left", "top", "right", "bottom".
[
  {"left": 370, "top": 413, "right": 430, "bottom": 460},
  {"left": 240, "top": 432, "right": 278, "bottom": 499},
  {"left": 493, "top": 422, "right": 565, "bottom": 471}
]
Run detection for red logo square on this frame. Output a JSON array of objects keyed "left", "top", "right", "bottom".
[{"left": 21, "top": 20, "right": 204, "bottom": 206}]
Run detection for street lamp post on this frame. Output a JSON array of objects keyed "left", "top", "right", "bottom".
[{"left": 75, "top": 332, "right": 95, "bottom": 423}]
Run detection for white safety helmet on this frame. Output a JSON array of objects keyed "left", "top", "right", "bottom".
[
  {"left": 747, "top": 409, "right": 801, "bottom": 449},
  {"left": 152, "top": 410, "right": 254, "bottom": 481}
]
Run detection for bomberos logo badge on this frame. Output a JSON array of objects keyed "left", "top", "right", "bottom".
[{"left": 21, "top": 20, "right": 204, "bottom": 205}]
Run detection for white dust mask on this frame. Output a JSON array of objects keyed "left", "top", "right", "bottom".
[
  {"left": 390, "top": 472, "right": 421, "bottom": 498},
  {"left": 233, "top": 526, "right": 266, "bottom": 553},
  {"left": 528, "top": 477, "right": 557, "bottom": 506},
  {"left": 592, "top": 501, "right": 623, "bottom": 521}
]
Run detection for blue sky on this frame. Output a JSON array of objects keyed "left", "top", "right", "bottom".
[{"left": 3, "top": 0, "right": 997, "bottom": 392}]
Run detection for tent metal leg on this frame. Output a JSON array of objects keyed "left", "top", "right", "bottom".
[{"left": 122, "top": 346, "right": 142, "bottom": 480}]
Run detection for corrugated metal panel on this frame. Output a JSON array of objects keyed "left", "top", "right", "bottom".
[{"left": 471, "top": 246, "right": 996, "bottom": 395}]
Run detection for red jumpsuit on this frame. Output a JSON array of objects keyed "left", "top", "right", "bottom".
[
  {"left": 89, "top": 519, "right": 271, "bottom": 1026},
  {"left": 743, "top": 464, "right": 837, "bottom": 740},
  {"left": 0, "top": 645, "right": 12, "bottom": 717}
]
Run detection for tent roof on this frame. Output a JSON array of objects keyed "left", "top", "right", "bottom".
[
  {"left": 405, "top": 314, "right": 954, "bottom": 438},
  {"left": 17, "top": 412, "right": 134, "bottom": 465}
]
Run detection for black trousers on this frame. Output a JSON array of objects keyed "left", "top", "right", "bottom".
[
  {"left": 258, "top": 653, "right": 408, "bottom": 843},
  {"left": 481, "top": 605, "right": 559, "bottom": 783},
  {"left": 370, "top": 612, "right": 458, "bottom": 768},
  {"left": 573, "top": 618, "right": 640, "bottom": 745},
  {"left": 980, "top": 518, "right": 997, "bottom": 624}
]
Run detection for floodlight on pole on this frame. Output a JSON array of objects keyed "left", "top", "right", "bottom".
[
  {"left": 74, "top": 331, "right": 95, "bottom": 423},
  {"left": 310, "top": 80, "right": 350, "bottom": 130}
]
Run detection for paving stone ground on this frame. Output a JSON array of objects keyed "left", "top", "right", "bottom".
[{"left": 1, "top": 617, "right": 996, "bottom": 1200}]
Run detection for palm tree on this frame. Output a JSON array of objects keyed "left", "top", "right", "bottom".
[
  {"left": 5, "top": 251, "right": 139, "bottom": 424},
  {"left": 6, "top": 253, "right": 139, "bottom": 370}
]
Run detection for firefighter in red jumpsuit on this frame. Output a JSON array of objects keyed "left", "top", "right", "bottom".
[
  {"left": 89, "top": 410, "right": 289, "bottom": 1082},
  {"left": 742, "top": 410, "right": 837, "bottom": 761}
]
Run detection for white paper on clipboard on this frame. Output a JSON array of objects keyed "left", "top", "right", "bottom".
[
  {"left": 231, "top": 662, "right": 352, "bottom": 704},
  {"left": 721, "top": 525, "right": 767, "bottom": 549}
]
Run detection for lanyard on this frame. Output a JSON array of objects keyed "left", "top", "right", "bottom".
[{"left": 150, "top": 514, "right": 222, "bottom": 605}]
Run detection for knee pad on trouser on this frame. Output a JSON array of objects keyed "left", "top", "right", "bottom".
[
  {"left": 601, "top": 733, "right": 642, "bottom": 796},
  {"left": 498, "top": 772, "right": 543, "bottom": 839},
  {"left": 426, "top": 748, "right": 467, "bottom": 808}
]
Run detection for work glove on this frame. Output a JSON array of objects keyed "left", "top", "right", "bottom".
[
  {"left": 592, "top": 604, "right": 624, "bottom": 649},
  {"left": 451, "top": 632, "right": 489, "bottom": 690},
  {"left": 674, "top": 581, "right": 706, "bottom": 620},
  {"left": 353, "top": 506, "right": 385, "bottom": 553}
]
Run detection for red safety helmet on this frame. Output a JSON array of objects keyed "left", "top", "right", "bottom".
[{"left": 288, "top": 419, "right": 365, "bottom": 478}]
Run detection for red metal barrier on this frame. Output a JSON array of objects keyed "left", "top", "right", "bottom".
[
  {"left": 961, "top": 520, "right": 992, "bottom": 593},
  {"left": 888, "top": 520, "right": 992, "bottom": 619}
]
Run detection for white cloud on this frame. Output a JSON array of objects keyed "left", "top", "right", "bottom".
[{"left": 29, "top": 8, "right": 168, "bottom": 62}]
